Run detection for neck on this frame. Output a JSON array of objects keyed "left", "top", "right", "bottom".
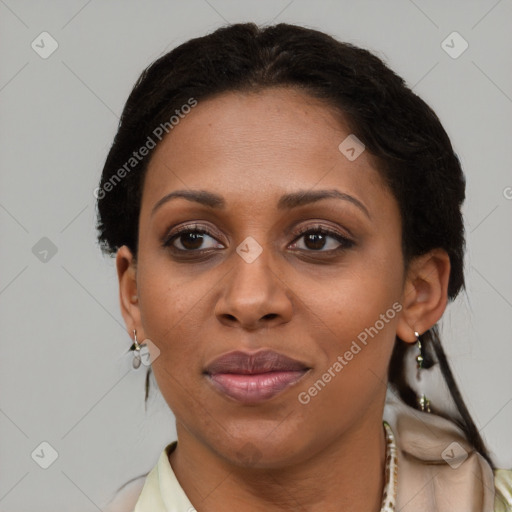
[{"left": 169, "top": 410, "right": 387, "bottom": 512}]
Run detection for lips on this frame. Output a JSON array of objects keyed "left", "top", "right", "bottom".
[{"left": 204, "top": 350, "right": 310, "bottom": 404}]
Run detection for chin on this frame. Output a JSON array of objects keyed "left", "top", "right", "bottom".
[{"left": 213, "top": 422, "right": 308, "bottom": 469}]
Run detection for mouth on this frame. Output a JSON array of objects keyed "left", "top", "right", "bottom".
[{"left": 204, "top": 350, "right": 311, "bottom": 404}]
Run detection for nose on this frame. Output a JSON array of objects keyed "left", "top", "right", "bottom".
[{"left": 214, "top": 249, "right": 293, "bottom": 331}]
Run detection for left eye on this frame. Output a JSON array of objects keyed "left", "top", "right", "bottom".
[{"left": 290, "top": 228, "right": 353, "bottom": 252}]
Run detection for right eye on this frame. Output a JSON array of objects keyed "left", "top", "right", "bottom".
[{"left": 163, "top": 224, "right": 225, "bottom": 252}]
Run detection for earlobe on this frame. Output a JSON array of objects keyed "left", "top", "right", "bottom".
[
  {"left": 396, "top": 249, "right": 451, "bottom": 343},
  {"left": 116, "top": 245, "right": 142, "bottom": 336}
]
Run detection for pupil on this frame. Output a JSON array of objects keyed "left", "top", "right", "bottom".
[
  {"left": 305, "top": 233, "right": 325, "bottom": 250},
  {"left": 182, "top": 232, "right": 204, "bottom": 250}
]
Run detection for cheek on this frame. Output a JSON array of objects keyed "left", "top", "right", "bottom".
[
  {"left": 303, "top": 246, "right": 403, "bottom": 341},
  {"left": 137, "top": 264, "right": 204, "bottom": 370},
  {"left": 137, "top": 270, "right": 208, "bottom": 416},
  {"left": 137, "top": 252, "right": 208, "bottom": 333},
  {"left": 294, "top": 282, "right": 399, "bottom": 429},
  {"left": 294, "top": 246, "right": 403, "bottom": 392}
]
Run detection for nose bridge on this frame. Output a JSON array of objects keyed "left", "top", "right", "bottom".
[{"left": 229, "top": 237, "right": 277, "bottom": 300}]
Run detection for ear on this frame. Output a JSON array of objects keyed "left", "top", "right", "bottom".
[
  {"left": 116, "top": 245, "right": 144, "bottom": 339},
  {"left": 396, "top": 248, "right": 451, "bottom": 343}
]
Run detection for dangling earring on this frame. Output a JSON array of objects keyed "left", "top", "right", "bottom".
[
  {"left": 415, "top": 331, "right": 431, "bottom": 413},
  {"left": 131, "top": 329, "right": 146, "bottom": 369}
]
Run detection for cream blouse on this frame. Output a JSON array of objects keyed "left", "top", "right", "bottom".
[{"left": 104, "top": 392, "right": 512, "bottom": 512}]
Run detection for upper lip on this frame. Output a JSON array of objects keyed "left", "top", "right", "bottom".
[{"left": 204, "top": 350, "right": 310, "bottom": 375}]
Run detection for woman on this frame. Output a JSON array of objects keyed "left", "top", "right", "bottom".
[{"left": 97, "top": 22, "right": 511, "bottom": 511}]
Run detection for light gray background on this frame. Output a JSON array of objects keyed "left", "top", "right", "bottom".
[{"left": 1, "top": 0, "right": 511, "bottom": 510}]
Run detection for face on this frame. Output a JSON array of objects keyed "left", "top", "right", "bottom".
[{"left": 120, "top": 87, "right": 412, "bottom": 467}]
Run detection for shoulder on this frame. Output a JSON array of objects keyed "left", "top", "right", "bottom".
[
  {"left": 383, "top": 390, "right": 510, "bottom": 511},
  {"left": 101, "top": 442, "right": 178, "bottom": 511},
  {"left": 494, "top": 468, "right": 512, "bottom": 511},
  {"left": 102, "top": 475, "right": 147, "bottom": 512}
]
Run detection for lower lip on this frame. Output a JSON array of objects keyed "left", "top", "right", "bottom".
[{"left": 207, "top": 371, "right": 307, "bottom": 404}]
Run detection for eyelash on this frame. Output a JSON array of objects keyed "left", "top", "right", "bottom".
[{"left": 162, "top": 223, "right": 354, "bottom": 255}]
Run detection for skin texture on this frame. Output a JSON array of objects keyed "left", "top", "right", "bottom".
[{"left": 116, "top": 87, "right": 451, "bottom": 511}]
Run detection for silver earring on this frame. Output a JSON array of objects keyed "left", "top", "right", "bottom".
[
  {"left": 131, "top": 329, "right": 146, "bottom": 369},
  {"left": 415, "top": 331, "right": 431, "bottom": 413}
]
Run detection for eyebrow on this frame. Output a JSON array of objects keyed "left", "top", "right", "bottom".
[{"left": 151, "top": 189, "right": 371, "bottom": 219}]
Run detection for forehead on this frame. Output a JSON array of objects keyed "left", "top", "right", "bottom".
[{"left": 141, "top": 87, "right": 390, "bottom": 215}]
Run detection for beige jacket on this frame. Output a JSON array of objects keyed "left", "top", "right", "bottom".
[{"left": 103, "top": 393, "right": 512, "bottom": 511}]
